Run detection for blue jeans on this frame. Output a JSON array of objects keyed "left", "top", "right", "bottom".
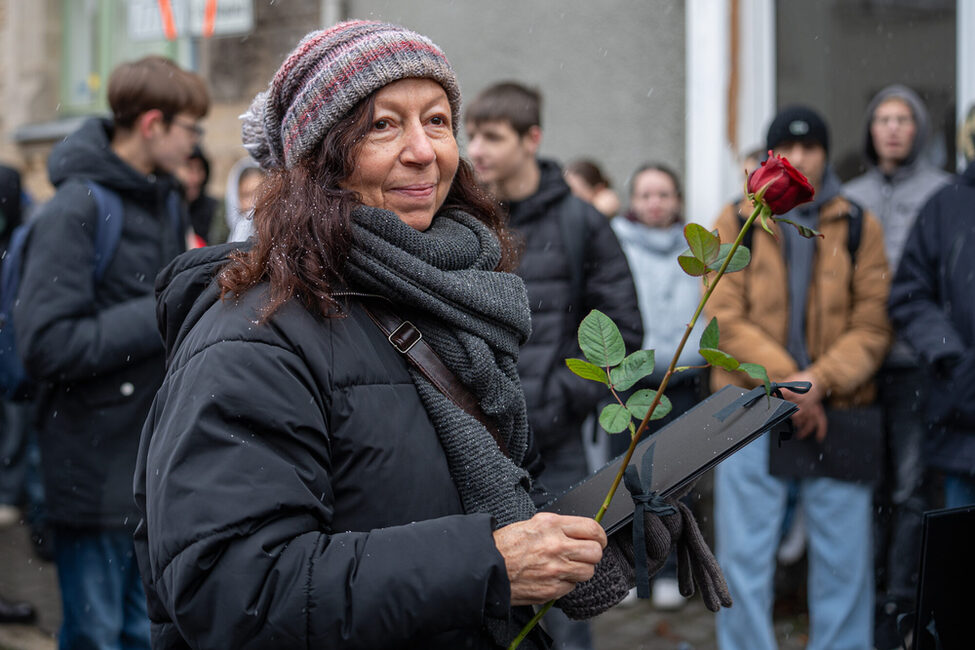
[
  {"left": 715, "top": 433, "right": 873, "bottom": 650},
  {"left": 54, "top": 528, "right": 150, "bottom": 650},
  {"left": 943, "top": 474, "right": 975, "bottom": 509}
]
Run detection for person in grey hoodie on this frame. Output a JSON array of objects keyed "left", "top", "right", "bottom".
[{"left": 843, "top": 84, "right": 949, "bottom": 649}]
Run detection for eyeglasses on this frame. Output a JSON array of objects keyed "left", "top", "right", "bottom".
[
  {"left": 171, "top": 117, "right": 205, "bottom": 138},
  {"left": 872, "top": 115, "right": 913, "bottom": 128}
]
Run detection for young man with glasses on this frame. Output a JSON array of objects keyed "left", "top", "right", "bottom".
[
  {"left": 843, "top": 85, "right": 950, "bottom": 650},
  {"left": 14, "top": 55, "right": 208, "bottom": 649}
]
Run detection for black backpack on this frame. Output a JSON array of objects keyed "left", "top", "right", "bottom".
[{"left": 0, "top": 181, "right": 180, "bottom": 400}]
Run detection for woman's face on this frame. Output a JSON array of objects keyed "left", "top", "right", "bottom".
[
  {"left": 630, "top": 169, "right": 681, "bottom": 228},
  {"left": 343, "top": 78, "right": 459, "bottom": 230}
]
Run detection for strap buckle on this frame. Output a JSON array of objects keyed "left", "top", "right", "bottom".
[{"left": 388, "top": 321, "right": 422, "bottom": 353}]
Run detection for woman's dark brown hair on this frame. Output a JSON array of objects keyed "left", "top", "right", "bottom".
[{"left": 219, "top": 90, "right": 515, "bottom": 320}]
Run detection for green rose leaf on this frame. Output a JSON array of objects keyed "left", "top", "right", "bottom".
[
  {"left": 700, "top": 347, "right": 741, "bottom": 371},
  {"left": 706, "top": 243, "right": 751, "bottom": 273},
  {"left": 626, "top": 389, "right": 673, "bottom": 421},
  {"left": 700, "top": 317, "right": 719, "bottom": 351},
  {"left": 738, "top": 362, "right": 772, "bottom": 395},
  {"left": 599, "top": 403, "right": 633, "bottom": 434},
  {"left": 775, "top": 217, "right": 824, "bottom": 240},
  {"left": 566, "top": 358, "right": 609, "bottom": 385},
  {"left": 678, "top": 252, "right": 709, "bottom": 277},
  {"left": 683, "top": 223, "right": 721, "bottom": 264},
  {"left": 609, "top": 349, "right": 655, "bottom": 391},
  {"left": 578, "top": 310, "right": 626, "bottom": 367}
]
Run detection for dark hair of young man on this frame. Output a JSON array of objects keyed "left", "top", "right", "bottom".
[
  {"left": 108, "top": 55, "right": 210, "bottom": 129},
  {"left": 465, "top": 82, "right": 541, "bottom": 136}
]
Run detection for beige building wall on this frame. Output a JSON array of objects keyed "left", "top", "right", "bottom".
[{"left": 0, "top": 0, "right": 62, "bottom": 200}]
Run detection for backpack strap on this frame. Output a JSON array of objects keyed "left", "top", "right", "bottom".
[
  {"left": 166, "top": 189, "right": 185, "bottom": 245},
  {"left": 845, "top": 200, "right": 864, "bottom": 266},
  {"left": 83, "top": 180, "right": 125, "bottom": 282},
  {"left": 558, "top": 194, "right": 591, "bottom": 317},
  {"left": 0, "top": 224, "right": 33, "bottom": 319}
]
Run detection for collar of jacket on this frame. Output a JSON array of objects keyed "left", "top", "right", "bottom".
[{"left": 735, "top": 194, "right": 855, "bottom": 233}]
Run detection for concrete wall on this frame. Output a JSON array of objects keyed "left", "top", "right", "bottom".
[
  {"left": 349, "top": 0, "right": 687, "bottom": 205},
  {"left": 776, "top": 0, "right": 956, "bottom": 181},
  {"left": 1, "top": 1, "right": 686, "bottom": 210}
]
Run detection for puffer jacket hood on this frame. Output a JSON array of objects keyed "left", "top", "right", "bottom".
[
  {"left": 863, "top": 84, "right": 932, "bottom": 169},
  {"left": 47, "top": 117, "right": 176, "bottom": 201},
  {"left": 154, "top": 242, "right": 247, "bottom": 363}
]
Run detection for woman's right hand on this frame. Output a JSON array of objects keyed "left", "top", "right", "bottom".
[{"left": 492, "top": 512, "right": 607, "bottom": 605}]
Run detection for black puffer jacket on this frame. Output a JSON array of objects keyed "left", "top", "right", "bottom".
[
  {"left": 890, "top": 160, "right": 975, "bottom": 475},
  {"left": 15, "top": 118, "right": 184, "bottom": 529},
  {"left": 507, "top": 160, "right": 642, "bottom": 455},
  {"left": 133, "top": 245, "right": 549, "bottom": 649}
]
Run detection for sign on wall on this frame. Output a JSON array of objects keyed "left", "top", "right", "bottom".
[{"left": 128, "top": 0, "right": 253, "bottom": 40}]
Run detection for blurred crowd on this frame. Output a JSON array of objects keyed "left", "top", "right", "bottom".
[{"left": 1, "top": 27, "right": 974, "bottom": 650}]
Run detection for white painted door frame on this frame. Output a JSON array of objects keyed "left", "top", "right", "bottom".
[
  {"left": 957, "top": 0, "right": 974, "bottom": 171},
  {"left": 685, "top": 0, "right": 775, "bottom": 227}
]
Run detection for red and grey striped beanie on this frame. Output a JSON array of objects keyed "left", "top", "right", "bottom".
[{"left": 241, "top": 20, "right": 460, "bottom": 170}]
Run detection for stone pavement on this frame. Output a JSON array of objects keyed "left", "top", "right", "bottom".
[{"left": 0, "top": 517, "right": 809, "bottom": 650}]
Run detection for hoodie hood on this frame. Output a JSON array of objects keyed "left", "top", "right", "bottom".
[
  {"left": 47, "top": 117, "right": 176, "bottom": 201},
  {"left": 863, "top": 84, "right": 932, "bottom": 169},
  {"left": 506, "top": 158, "right": 571, "bottom": 227},
  {"left": 154, "top": 241, "right": 250, "bottom": 362},
  {"left": 224, "top": 156, "right": 263, "bottom": 237}
]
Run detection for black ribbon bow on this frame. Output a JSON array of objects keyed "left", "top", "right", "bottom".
[
  {"left": 623, "top": 442, "right": 678, "bottom": 599},
  {"left": 713, "top": 380, "right": 812, "bottom": 422}
]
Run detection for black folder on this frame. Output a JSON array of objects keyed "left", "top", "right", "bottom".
[{"left": 542, "top": 385, "right": 798, "bottom": 534}]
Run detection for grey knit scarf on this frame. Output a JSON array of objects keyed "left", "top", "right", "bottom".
[
  {"left": 345, "top": 205, "right": 537, "bottom": 525},
  {"left": 345, "top": 206, "right": 542, "bottom": 647}
]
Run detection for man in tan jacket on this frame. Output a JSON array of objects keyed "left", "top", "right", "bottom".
[{"left": 708, "top": 106, "right": 891, "bottom": 650}]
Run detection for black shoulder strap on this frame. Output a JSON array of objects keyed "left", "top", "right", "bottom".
[
  {"left": 558, "top": 194, "right": 590, "bottom": 316},
  {"left": 845, "top": 200, "right": 864, "bottom": 266},
  {"left": 358, "top": 296, "right": 508, "bottom": 457}
]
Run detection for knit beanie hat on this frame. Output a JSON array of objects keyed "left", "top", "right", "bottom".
[
  {"left": 241, "top": 20, "right": 461, "bottom": 170},
  {"left": 766, "top": 105, "right": 830, "bottom": 154}
]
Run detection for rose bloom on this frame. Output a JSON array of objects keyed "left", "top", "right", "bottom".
[{"left": 747, "top": 151, "right": 814, "bottom": 215}]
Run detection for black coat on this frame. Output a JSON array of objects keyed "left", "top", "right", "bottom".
[
  {"left": 133, "top": 245, "right": 549, "bottom": 649},
  {"left": 889, "top": 160, "right": 975, "bottom": 475},
  {"left": 507, "top": 160, "right": 642, "bottom": 455},
  {"left": 14, "top": 118, "right": 184, "bottom": 528}
]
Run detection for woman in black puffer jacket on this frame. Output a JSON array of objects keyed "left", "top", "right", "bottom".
[{"left": 133, "top": 21, "right": 708, "bottom": 650}]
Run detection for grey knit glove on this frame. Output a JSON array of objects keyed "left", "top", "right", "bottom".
[
  {"left": 555, "top": 504, "right": 676, "bottom": 620},
  {"left": 555, "top": 537, "right": 634, "bottom": 619},
  {"left": 671, "top": 499, "right": 733, "bottom": 611}
]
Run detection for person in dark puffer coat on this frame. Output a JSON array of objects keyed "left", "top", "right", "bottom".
[
  {"left": 134, "top": 22, "right": 728, "bottom": 650},
  {"left": 465, "top": 83, "right": 642, "bottom": 650},
  {"left": 889, "top": 105, "right": 975, "bottom": 509},
  {"left": 14, "top": 57, "right": 208, "bottom": 648}
]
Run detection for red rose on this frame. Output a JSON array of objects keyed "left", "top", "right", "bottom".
[{"left": 747, "top": 151, "right": 815, "bottom": 215}]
